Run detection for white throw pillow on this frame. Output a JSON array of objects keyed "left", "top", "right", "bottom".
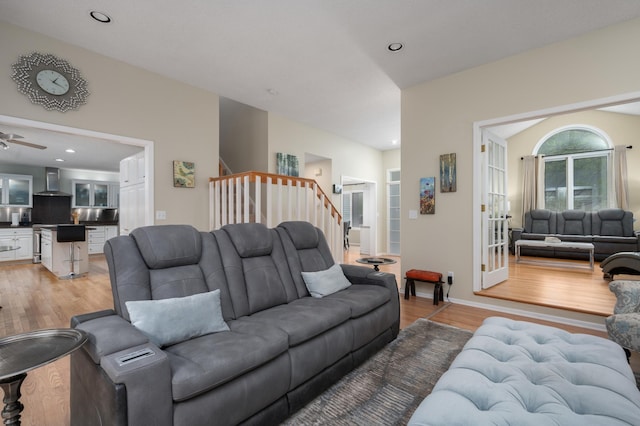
[
  {"left": 126, "top": 289, "right": 230, "bottom": 347},
  {"left": 301, "top": 263, "right": 352, "bottom": 298}
]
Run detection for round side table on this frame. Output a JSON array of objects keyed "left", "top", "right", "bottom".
[
  {"left": 0, "top": 328, "right": 87, "bottom": 425},
  {"left": 356, "top": 257, "right": 397, "bottom": 272}
]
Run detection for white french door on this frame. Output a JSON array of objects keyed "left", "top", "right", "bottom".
[{"left": 481, "top": 130, "right": 509, "bottom": 288}]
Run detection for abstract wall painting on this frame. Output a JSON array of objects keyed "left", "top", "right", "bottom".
[
  {"left": 173, "top": 160, "right": 195, "bottom": 188},
  {"left": 420, "top": 177, "right": 436, "bottom": 214},
  {"left": 440, "top": 153, "right": 457, "bottom": 192},
  {"left": 276, "top": 153, "right": 300, "bottom": 177}
]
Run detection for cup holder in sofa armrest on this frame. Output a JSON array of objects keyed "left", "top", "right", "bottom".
[{"left": 115, "top": 347, "right": 156, "bottom": 367}]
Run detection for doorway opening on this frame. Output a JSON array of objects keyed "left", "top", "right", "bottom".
[
  {"left": 341, "top": 176, "right": 377, "bottom": 256},
  {"left": 473, "top": 91, "right": 640, "bottom": 314}
]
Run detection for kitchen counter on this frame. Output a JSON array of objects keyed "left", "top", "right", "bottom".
[{"left": 40, "top": 228, "right": 89, "bottom": 278}]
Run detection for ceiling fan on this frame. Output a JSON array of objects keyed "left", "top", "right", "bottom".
[{"left": 0, "top": 131, "right": 47, "bottom": 150}]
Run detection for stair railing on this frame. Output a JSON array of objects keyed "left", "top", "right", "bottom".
[{"left": 209, "top": 172, "right": 343, "bottom": 261}]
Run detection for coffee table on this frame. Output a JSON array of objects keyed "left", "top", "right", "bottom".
[
  {"left": 0, "top": 328, "right": 87, "bottom": 425},
  {"left": 515, "top": 239, "right": 594, "bottom": 270},
  {"left": 356, "top": 257, "right": 397, "bottom": 271}
]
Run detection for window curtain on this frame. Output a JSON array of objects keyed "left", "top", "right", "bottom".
[
  {"left": 613, "top": 145, "right": 629, "bottom": 210},
  {"left": 522, "top": 155, "right": 545, "bottom": 225}
]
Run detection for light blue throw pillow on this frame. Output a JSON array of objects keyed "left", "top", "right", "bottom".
[
  {"left": 301, "top": 263, "right": 352, "bottom": 298},
  {"left": 125, "top": 289, "right": 230, "bottom": 347}
]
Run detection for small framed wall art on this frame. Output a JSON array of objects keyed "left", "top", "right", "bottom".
[
  {"left": 173, "top": 160, "right": 195, "bottom": 188},
  {"left": 440, "top": 153, "right": 457, "bottom": 192},
  {"left": 420, "top": 177, "right": 436, "bottom": 214}
]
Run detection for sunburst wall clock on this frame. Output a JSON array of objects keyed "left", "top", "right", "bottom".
[{"left": 11, "top": 52, "right": 89, "bottom": 112}]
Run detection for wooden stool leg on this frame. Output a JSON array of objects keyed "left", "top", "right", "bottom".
[
  {"left": 404, "top": 279, "right": 411, "bottom": 300},
  {"left": 433, "top": 283, "right": 439, "bottom": 305},
  {"left": 411, "top": 279, "right": 416, "bottom": 297}
]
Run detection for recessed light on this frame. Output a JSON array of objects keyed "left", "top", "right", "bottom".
[
  {"left": 55, "top": 158, "right": 64, "bottom": 162},
  {"left": 90, "top": 11, "right": 112, "bottom": 23},
  {"left": 65, "top": 148, "right": 76, "bottom": 153},
  {"left": 387, "top": 43, "right": 403, "bottom": 52},
  {"left": 391, "top": 139, "right": 399, "bottom": 145}
]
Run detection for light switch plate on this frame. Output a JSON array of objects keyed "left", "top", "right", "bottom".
[{"left": 155, "top": 210, "right": 167, "bottom": 220}]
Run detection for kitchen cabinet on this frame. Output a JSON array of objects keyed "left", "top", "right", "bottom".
[
  {"left": 87, "top": 225, "right": 118, "bottom": 254},
  {"left": 0, "top": 229, "right": 33, "bottom": 261},
  {"left": 72, "top": 180, "right": 119, "bottom": 208},
  {"left": 40, "top": 228, "right": 88, "bottom": 277},
  {"left": 0, "top": 174, "right": 33, "bottom": 207},
  {"left": 119, "top": 152, "right": 146, "bottom": 236}
]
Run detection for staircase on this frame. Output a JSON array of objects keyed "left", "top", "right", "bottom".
[{"left": 209, "top": 171, "right": 343, "bottom": 261}]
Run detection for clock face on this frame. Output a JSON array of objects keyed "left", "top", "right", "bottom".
[
  {"left": 36, "top": 70, "right": 70, "bottom": 96},
  {"left": 11, "top": 53, "right": 89, "bottom": 112}
]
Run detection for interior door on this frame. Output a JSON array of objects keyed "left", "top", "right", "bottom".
[
  {"left": 482, "top": 130, "right": 509, "bottom": 288},
  {"left": 359, "top": 182, "right": 377, "bottom": 256}
]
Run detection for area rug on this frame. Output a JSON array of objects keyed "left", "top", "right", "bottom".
[{"left": 282, "top": 319, "right": 473, "bottom": 425}]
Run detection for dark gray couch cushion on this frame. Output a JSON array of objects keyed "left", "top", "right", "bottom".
[
  {"left": 525, "top": 209, "right": 557, "bottom": 234},
  {"left": 325, "top": 285, "right": 391, "bottom": 318},
  {"left": 592, "top": 209, "right": 634, "bottom": 237},
  {"left": 132, "top": 225, "right": 202, "bottom": 269},
  {"left": 165, "top": 320, "right": 289, "bottom": 401},
  {"left": 557, "top": 210, "right": 591, "bottom": 235},
  {"left": 245, "top": 298, "right": 351, "bottom": 346},
  {"left": 221, "top": 223, "right": 273, "bottom": 257}
]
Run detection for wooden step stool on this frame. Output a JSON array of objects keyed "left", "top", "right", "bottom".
[{"left": 404, "top": 269, "right": 444, "bottom": 305}]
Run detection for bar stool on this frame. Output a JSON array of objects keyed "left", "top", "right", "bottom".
[{"left": 56, "top": 225, "right": 86, "bottom": 280}]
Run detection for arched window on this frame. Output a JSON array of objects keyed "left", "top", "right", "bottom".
[{"left": 535, "top": 126, "right": 611, "bottom": 211}]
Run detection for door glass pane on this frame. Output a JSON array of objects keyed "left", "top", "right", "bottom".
[
  {"left": 544, "top": 159, "right": 567, "bottom": 211},
  {"left": 75, "top": 183, "right": 91, "bottom": 206},
  {"left": 352, "top": 192, "right": 363, "bottom": 228},
  {"left": 573, "top": 156, "right": 607, "bottom": 210},
  {"left": 93, "top": 183, "right": 109, "bottom": 207},
  {"left": 8, "top": 178, "right": 30, "bottom": 205}
]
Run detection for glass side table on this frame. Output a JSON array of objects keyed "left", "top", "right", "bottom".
[{"left": 0, "top": 329, "right": 87, "bottom": 425}]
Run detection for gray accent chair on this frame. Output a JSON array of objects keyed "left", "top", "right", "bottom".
[
  {"left": 70, "top": 221, "right": 399, "bottom": 426},
  {"left": 601, "top": 251, "right": 640, "bottom": 280},
  {"left": 512, "top": 208, "right": 640, "bottom": 261},
  {"left": 606, "top": 280, "right": 640, "bottom": 360}
]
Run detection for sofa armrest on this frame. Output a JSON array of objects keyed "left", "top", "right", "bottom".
[
  {"left": 72, "top": 311, "right": 173, "bottom": 426},
  {"left": 511, "top": 227, "right": 524, "bottom": 242},
  {"left": 72, "top": 311, "right": 150, "bottom": 364},
  {"left": 340, "top": 264, "right": 397, "bottom": 290},
  {"left": 609, "top": 280, "right": 640, "bottom": 314}
]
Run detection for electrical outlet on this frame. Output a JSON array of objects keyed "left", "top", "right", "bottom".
[
  {"left": 155, "top": 210, "right": 167, "bottom": 220},
  {"left": 447, "top": 271, "right": 454, "bottom": 285}
]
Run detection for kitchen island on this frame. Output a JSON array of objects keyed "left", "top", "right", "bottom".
[{"left": 40, "top": 227, "right": 89, "bottom": 278}]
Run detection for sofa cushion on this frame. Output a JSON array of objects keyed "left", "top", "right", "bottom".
[
  {"left": 126, "top": 289, "right": 230, "bottom": 347},
  {"left": 525, "top": 209, "right": 556, "bottom": 234},
  {"left": 222, "top": 223, "right": 273, "bottom": 257},
  {"left": 325, "top": 285, "right": 391, "bottom": 318},
  {"left": 131, "top": 225, "right": 202, "bottom": 269},
  {"left": 592, "top": 208, "right": 634, "bottom": 237},
  {"left": 165, "top": 320, "right": 289, "bottom": 401},
  {"left": 245, "top": 299, "right": 351, "bottom": 346},
  {"left": 301, "top": 263, "right": 352, "bottom": 297},
  {"left": 557, "top": 210, "right": 591, "bottom": 235}
]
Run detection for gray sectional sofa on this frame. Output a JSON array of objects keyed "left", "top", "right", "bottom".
[
  {"left": 69, "top": 221, "right": 400, "bottom": 426},
  {"left": 512, "top": 208, "right": 639, "bottom": 261}
]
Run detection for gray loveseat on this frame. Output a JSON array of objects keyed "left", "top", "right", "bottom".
[
  {"left": 69, "top": 221, "right": 400, "bottom": 426},
  {"left": 512, "top": 208, "right": 639, "bottom": 261}
]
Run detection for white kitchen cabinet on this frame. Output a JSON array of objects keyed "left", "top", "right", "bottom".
[
  {"left": 88, "top": 226, "right": 105, "bottom": 254},
  {"left": 40, "top": 228, "right": 88, "bottom": 277},
  {"left": 105, "top": 225, "right": 118, "bottom": 241},
  {"left": 0, "top": 174, "right": 33, "bottom": 207},
  {"left": 119, "top": 151, "right": 146, "bottom": 236},
  {"left": 0, "top": 228, "right": 33, "bottom": 261},
  {"left": 120, "top": 151, "right": 145, "bottom": 188},
  {"left": 73, "top": 180, "right": 119, "bottom": 208}
]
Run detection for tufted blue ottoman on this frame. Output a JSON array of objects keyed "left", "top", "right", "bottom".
[{"left": 408, "top": 317, "right": 640, "bottom": 425}]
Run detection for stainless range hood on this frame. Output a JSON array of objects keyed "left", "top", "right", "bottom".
[{"left": 35, "top": 167, "right": 72, "bottom": 196}]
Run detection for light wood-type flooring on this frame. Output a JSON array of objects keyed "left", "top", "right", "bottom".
[{"left": 0, "top": 251, "right": 637, "bottom": 425}]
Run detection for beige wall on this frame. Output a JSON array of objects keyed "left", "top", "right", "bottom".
[
  {"left": 268, "top": 113, "right": 390, "bottom": 254},
  {"left": 304, "top": 158, "right": 333, "bottom": 196},
  {"left": 219, "top": 98, "right": 268, "bottom": 173},
  {"left": 402, "top": 18, "right": 640, "bottom": 324},
  {"left": 0, "top": 23, "right": 219, "bottom": 230},
  {"left": 507, "top": 110, "right": 640, "bottom": 228}
]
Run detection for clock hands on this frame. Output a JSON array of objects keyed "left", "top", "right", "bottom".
[{"left": 51, "top": 77, "right": 66, "bottom": 89}]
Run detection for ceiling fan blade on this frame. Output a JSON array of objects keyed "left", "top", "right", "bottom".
[{"left": 7, "top": 139, "right": 47, "bottom": 150}]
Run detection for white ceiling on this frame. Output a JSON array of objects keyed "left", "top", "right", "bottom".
[{"left": 1, "top": 0, "right": 640, "bottom": 170}]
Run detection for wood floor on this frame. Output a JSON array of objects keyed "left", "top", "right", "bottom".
[{"left": 0, "top": 253, "right": 637, "bottom": 425}]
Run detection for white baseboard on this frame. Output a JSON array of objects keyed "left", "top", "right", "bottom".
[{"left": 410, "top": 289, "right": 606, "bottom": 332}]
